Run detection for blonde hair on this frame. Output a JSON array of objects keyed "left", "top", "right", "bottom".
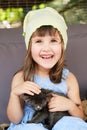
[{"left": 23, "top": 26, "right": 66, "bottom": 83}]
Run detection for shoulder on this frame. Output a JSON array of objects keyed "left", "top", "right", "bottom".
[
  {"left": 11, "top": 71, "right": 24, "bottom": 89},
  {"left": 13, "top": 71, "right": 23, "bottom": 80},
  {"left": 66, "top": 72, "right": 79, "bottom": 87},
  {"left": 62, "top": 68, "right": 79, "bottom": 88}
]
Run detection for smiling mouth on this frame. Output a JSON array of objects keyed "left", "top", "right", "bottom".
[{"left": 41, "top": 55, "right": 53, "bottom": 59}]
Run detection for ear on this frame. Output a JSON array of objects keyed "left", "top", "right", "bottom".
[
  {"left": 46, "top": 92, "right": 53, "bottom": 97},
  {"left": 22, "top": 93, "right": 30, "bottom": 101},
  {"left": 46, "top": 91, "right": 53, "bottom": 102}
]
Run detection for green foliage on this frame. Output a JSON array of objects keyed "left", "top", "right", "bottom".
[
  {"left": 0, "top": 8, "right": 24, "bottom": 23},
  {"left": 32, "top": 3, "right": 46, "bottom": 10},
  {"left": 47, "top": 0, "right": 87, "bottom": 24},
  {"left": 0, "top": 0, "right": 87, "bottom": 27},
  {"left": 0, "top": 9, "right": 6, "bottom": 21}
]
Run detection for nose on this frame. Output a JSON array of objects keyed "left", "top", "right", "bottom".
[
  {"left": 42, "top": 42, "right": 50, "bottom": 52},
  {"left": 35, "top": 105, "right": 42, "bottom": 111}
]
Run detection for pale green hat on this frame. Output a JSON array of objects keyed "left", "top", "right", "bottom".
[{"left": 23, "top": 7, "right": 68, "bottom": 49}]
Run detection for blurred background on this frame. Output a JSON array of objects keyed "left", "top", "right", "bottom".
[{"left": 0, "top": 0, "right": 87, "bottom": 28}]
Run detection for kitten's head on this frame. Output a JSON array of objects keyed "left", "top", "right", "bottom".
[{"left": 22, "top": 89, "right": 52, "bottom": 111}]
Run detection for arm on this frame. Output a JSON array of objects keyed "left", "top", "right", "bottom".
[
  {"left": 66, "top": 72, "right": 84, "bottom": 119},
  {"left": 7, "top": 71, "right": 41, "bottom": 124},
  {"left": 7, "top": 72, "right": 24, "bottom": 124},
  {"left": 48, "top": 72, "right": 84, "bottom": 119}
]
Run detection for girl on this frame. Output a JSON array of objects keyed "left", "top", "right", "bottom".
[{"left": 7, "top": 7, "right": 87, "bottom": 130}]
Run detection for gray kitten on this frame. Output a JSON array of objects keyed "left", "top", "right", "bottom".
[{"left": 22, "top": 88, "right": 69, "bottom": 130}]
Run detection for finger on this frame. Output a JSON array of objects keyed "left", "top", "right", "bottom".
[
  {"left": 48, "top": 104, "right": 56, "bottom": 112},
  {"left": 51, "top": 93, "right": 58, "bottom": 97},
  {"left": 30, "top": 86, "right": 41, "bottom": 94},
  {"left": 24, "top": 90, "right": 34, "bottom": 95},
  {"left": 49, "top": 97, "right": 55, "bottom": 102},
  {"left": 26, "top": 81, "right": 41, "bottom": 90},
  {"left": 26, "top": 81, "right": 41, "bottom": 89},
  {"left": 25, "top": 82, "right": 41, "bottom": 94},
  {"left": 49, "top": 108, "right": 56, "bottom": 112},
  {"left": 24, "top": 86, "right": 40, "bottom": 95},
  {"left": 48, "top": 101, "right": 55, "bottom": 108}
]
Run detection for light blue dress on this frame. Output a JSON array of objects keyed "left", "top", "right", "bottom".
[{"left": 7, "top": 69, "right": 87, "bottom": 130}]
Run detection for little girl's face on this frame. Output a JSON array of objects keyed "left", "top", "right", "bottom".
[{"left": 31, "top": 32, "right": 62, "bottom": 72}]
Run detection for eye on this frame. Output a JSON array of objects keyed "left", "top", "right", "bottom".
[
  {"left": 51, "top": 39, "right": 59, "bottom": 44},
  {"left": 51, "top": 38, "right": 61, "bottom": 44},
  {"left": 51, "top": 39, "right": 57, "bottom": 42},
  {"left": 32, "top": 37, "right": 43, "bottom": 44},
  {"left": 35, "top": 40, "right": 42, "bottom": 43}
]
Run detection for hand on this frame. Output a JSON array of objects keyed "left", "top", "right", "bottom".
[
  {"left": 11, "top": 81, "right": 41, "bottom": 96},
  {"left": 48, "top": 94, "right": 71, "bottom": 112}
]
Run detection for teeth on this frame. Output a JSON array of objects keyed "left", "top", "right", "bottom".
[{"left": 42, "top": 56, "right": 52, "bottom": 59}]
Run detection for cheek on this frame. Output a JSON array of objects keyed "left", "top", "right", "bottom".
[
  {"left": 54, "top": 46, "right": 62, "bottom": 57},
  {"left": 31, "top": 46, "right": 39, "bottom": 59}
]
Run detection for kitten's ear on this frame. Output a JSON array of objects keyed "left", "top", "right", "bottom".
[
  {"left": 22, "top": 94, "right": 30, "bottom": 102},
  {"left": 22, "top": 94, "right": 26, "bottom": 101},
  {"left": 46, "top": 92, "right": 53, "bottom": 97},
  {"left": 46, "top": 90, "right": 53, "bottom": 95},
  {"left": 46, "top": 90, "right": 53, "bottom": 100},
  {"left": 44, "top": 89, "right": 52, "bottom": 94}
]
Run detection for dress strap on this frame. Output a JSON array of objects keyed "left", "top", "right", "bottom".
[{"left": 62, "top": 68, "right": 69, "bottom": 80}]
